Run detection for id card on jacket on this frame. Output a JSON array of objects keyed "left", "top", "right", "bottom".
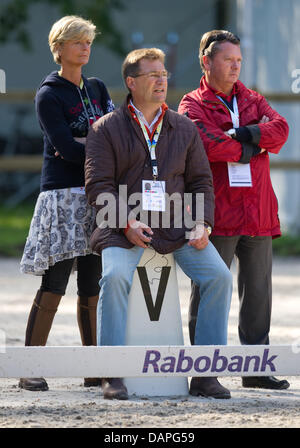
[
  {"left": 70, "top": 186, "right": 86, "bottom": 195},
  {"left": 142, "top": 180, "right": 166, "bottom": 212},
  {"left": 227, "top": 163, "right": 252, "bottom": 187}
]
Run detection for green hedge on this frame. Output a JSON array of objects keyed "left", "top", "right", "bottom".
[
  {"left": 272, "top": 234, "right": 300, "bottom": 256},
  {"left": 0, "top": 204, "right": 34, "bottom": 257}
]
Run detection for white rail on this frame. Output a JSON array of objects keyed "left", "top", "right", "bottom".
[{"left": 0, "top": 345, "right": 299, "bottom": 378}]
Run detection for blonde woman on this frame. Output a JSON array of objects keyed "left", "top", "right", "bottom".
[{"left": 19, "top": 16, "right": 114, "bottom": 391}]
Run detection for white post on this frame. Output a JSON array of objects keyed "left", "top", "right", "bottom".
[{"left": 125, "top": 248, "right": 189, "bottom": 396}]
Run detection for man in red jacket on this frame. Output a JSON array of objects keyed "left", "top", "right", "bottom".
[{"left": 178, "top": 29, "right": 290, "bottom": 390}]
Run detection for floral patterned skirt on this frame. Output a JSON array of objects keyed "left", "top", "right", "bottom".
[{"left": 20, "top": 188, "right": 97, "bottom": 276}]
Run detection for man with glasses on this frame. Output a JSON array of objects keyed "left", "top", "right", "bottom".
[
  {"left": 178, "top": 30, "right": 290, "bottom": 390},
  {"left": 85, "top": 48, "right": 232, "bottom": 400}
]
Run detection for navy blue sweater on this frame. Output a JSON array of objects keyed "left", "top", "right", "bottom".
[{"left": 35, "top": 71, "right": 114, "bottom": 191}]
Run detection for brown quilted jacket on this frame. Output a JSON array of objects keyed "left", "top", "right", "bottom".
[{"left": 85, "top": 97, "right": 214, "bottom": 254}]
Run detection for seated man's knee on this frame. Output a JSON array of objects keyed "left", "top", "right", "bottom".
[
  {"left": 102, "top": 263, "right": 131, "bottom": 289},
  {"left": 220, "top": 264, "right": 232, "bottom": 286},
  {"left": 204, "top": 262, "right": 232, "bottom": 296}
]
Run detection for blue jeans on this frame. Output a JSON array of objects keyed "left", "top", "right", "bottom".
[{"left": 97, "top": 242, "right": 232, "bottom": 347}]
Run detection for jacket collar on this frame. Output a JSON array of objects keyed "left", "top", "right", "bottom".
[
  {"left": 122, "top": 94, "right": 175, "bottom": 129},
  {"left": 202, "top": 76, "right": 239, "bottom": 101},
  {"left": 198, "top": 76, "right": 256, "bottom": 113}
]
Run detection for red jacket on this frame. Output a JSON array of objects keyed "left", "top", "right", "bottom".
[{"left": 178, "top": 77, "right": 289, "bottom": 238}]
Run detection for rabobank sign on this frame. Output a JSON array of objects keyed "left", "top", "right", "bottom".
[
  {"left": 1, "top": 345, "right": 300, "bottom": 379},
  {"left": 142, "top": 348, "right": 278, "bottom": 374}
]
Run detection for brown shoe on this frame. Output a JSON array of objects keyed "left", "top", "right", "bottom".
[
  {"left": 101, "top": 378, "right": 128, "bottom": 400},
  {"left": 19, "top": 377, "right": 49, "bottom": 391},
  {"left": 84, "top": 378, "right": 102, "bottom": 387},
  {"left": 242, "top": 376, "right": 290, "bottom": 390},
  {"left": 189, "top": 377, "right": 231, "bottom": 399}
]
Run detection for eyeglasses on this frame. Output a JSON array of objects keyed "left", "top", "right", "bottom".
[
  {"left": 202, "top": 33, "right": 240, "bottom": 54},
  {"left": 132, "top": 70, "right": 171, "bottom": 80}
]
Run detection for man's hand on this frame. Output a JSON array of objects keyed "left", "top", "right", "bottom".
[
  {"left": 125, "top": 219, "right": 153, "bottom": 248},
  {"left": 259, "top": 115, "right": 269, "bottom": 124},
  {"left": 259, "top": 115, "right": 269, "bottom": 153},
  {"left": 188, "top": 224, "right": 209, "bottom": 250}
]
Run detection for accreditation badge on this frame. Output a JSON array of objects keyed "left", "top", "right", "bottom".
[
  {"left": 70, "top": 186, "right": 86, "bottom": 195},
  {"left": 142, "top": 180, "right": 166, "bottom": 212},
  {"left": 227, "top": 162, "right": 253, "bottom": 187}
]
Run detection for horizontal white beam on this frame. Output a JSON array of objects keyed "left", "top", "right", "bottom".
[{"left": 0, "top": 345, "right": 300, "bottom": 378}]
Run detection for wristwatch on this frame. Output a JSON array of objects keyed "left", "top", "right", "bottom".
[
  {"left": 227, "top": 128, "right": 237, "bottom": 139},
  {"left": 204, "top": 223, "right": 212, "bottom": 236}
]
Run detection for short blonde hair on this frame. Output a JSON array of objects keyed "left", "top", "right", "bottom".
[
  {"left": 122, "top": 48, "right": 165, "bottom": 90},
  {"left": 49, "top": 15, "right": 97, "bottom": 64}
]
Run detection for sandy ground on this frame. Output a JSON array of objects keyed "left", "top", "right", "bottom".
[{"left": 0, "top": 255, "right": 300, "bottom": 429}]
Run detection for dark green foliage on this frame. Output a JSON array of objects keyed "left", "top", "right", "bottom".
[{"left": 0, "top": 0, "right": 127, "bottom": 55}]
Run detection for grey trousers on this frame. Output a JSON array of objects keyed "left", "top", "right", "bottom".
[{"left": 189, "top": 235, "right": 273, "bottom": 346}]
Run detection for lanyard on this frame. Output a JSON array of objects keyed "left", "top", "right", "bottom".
[
  {"left": 136, "top": 115, "right": 163, "bottom": 180},
  {"left": 216, "top": 95, "right": 239, "bottom": 128},
  {"left": 77, "top": 85, "right": 97, "bottom": 126},
  {"left": 58, "top": 71, "right": 97, "bottom": 126},
  {"left": 216, "top": 95, "right": 252, "bottom": 187}
]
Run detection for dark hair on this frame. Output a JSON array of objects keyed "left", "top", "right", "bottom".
[{"left": 199, "top": 30, "right": 240, "bottom": 71}]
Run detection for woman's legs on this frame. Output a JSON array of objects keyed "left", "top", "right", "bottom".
[
  {"left": 19, "top": 259, "right": 74, "bottom": 391},
  {"left": 76, "top": 254, "right": 102, "bottom": 386}
]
